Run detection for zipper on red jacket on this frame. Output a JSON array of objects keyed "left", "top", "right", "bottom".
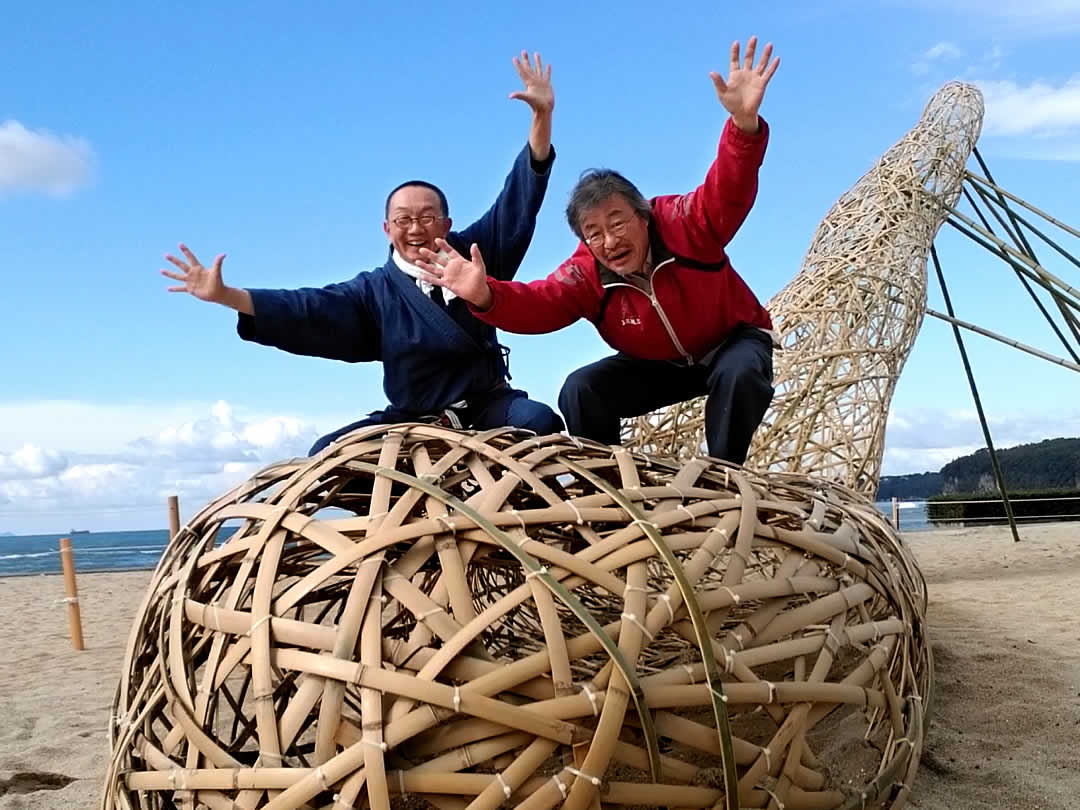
[{"left": 604, "top": 257, "right": 694, "bottom": 364}]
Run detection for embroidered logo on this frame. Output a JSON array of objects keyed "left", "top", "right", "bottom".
[
  {"left": 669, "top": 190, "right": 696, "bottom": 220},
  {"left": 619, "top": 299, "right": 642, "bottom": 328},
  {"left": 554, "top": 262, "right": 585, "bottom": 286}
]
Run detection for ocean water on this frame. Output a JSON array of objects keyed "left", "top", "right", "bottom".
[
  {"left": 0, "top": 530, "right": 171, "bottom": 577},
  {"left": 874, "top": 500, "right": 931, "bottom": 532},
  {"left": 1, "top": 502, "right": 933, "bottom": 577}
]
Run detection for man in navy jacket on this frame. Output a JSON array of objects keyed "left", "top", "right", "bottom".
[{"left": 162, "top": 52, "right": 564, "bottom": 455}]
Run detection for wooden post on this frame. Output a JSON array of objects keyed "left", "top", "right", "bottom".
[
  {"left": 168, "top": 495, "right": 180, "bottom": 540},
  {"left": 59, "top": 537, "right": 85, "bottom": 651},
  {"left": 891, "top": 497, "right": 900, "bottom": 530}
]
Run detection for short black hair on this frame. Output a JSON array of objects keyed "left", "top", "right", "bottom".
[
  {"left": 384, "top": 180, "right": 449, "bottom": 218},
  {"left": 565, "top": 169, "right": 651, "bottom": 239}
]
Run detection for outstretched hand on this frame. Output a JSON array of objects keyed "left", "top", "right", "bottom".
[
  {"left": 161, "top": 244, "right": 226, "bottom": 303},
  {"left": 415, "top": 239, "right": 494, "bottom": 310},
  {"left": 509, "top": 51, "right": 553, "bottom": 115},
  {"left": 709, "top": 36, "right": 779, "bottom": 132}
]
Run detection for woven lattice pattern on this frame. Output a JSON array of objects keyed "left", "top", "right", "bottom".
[
  {"left": 625, "top": 82, "right": 985, "bottom": 493},
  {"left": 103, "top": 425, "right": 930, "bottom": 810}
]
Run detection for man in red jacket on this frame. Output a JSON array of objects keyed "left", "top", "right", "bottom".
[{"left": 416, "top": 37, "right": 779, "bottom": 464}]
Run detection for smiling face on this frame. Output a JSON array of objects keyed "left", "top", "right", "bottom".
[
  {"left": 383, "top": 185, "right": 452, "bottom": 264},
  {"left": 578, "top": 194, "right": 651, "bottom": 276}
]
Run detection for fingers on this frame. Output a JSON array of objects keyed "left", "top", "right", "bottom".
[
  {"left": 433, "top": 237, "right": 462, "bottom": 258},
  {"left": 763, "top": 55, "right": 780, "bottom": 83},
  {"left": 709, "top": 71, "right": 728, "bottom": 96},
  {"left": 743, "top": 35, "right": 757, "bottom": 70},
  {"left": 729, "top": 40, "right": 740, "bottom": 75},
  {"left": 160, "top": 269, "right": 187, "bottom": 282},
  {"left": 469, "top": 243, "right": 486, "bottom": 271},
  {"left": 164, "top": 253, "right": 189, "bottom": 271},
  {"left": 756, "top": 42, "right": 772, "bottom": 73},
  {"left": 513, "top": 50, "right": 531, "bottom": 81},
  {"left": 178, "top": 243, "right": 201, "bottom": 267},
  {"left": 512, "top": 50, "right": 548, "bottom": 81},
  {"left": 414, "top": 258, "right": 442, "bottom": 277},
  {"left": 211, "top": 253, "right": 226, "bottom": 274},
  {"left": 166, "top": 286, "right": 188, "bottom": 293}
]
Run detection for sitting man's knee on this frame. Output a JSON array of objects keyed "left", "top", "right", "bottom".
[
  {"left": 308, "top": 435, "right": 333, "bottom": 456},
  {"left": 558, "top": 367, "right": 595, "bottom": 408},
  {"left": 513, "top": 400, "right": 565, "bottom": 434}
]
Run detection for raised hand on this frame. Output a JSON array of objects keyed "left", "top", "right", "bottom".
[
  {"left": 162, "top": 244, "right": 226, "bottom": 303},
  {"left": 709, "top": 36, "right": 780, "bottom": 132},
  {"left": 509, "top": 51, "right": 553, "bottom": 115},
  {"left": 415, "top": 239, "right": 494, "bottom": 310}
]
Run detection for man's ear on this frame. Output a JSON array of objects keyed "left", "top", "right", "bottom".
[{"left": 383, "top": 221, "right": 391, "bottom": 239}]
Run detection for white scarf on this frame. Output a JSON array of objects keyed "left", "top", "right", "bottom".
[{"left": 392, "top": 249, "right": 458, "bottom": 303}]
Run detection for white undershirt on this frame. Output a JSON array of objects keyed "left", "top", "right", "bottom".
[{"left": 392, "top": 249, "right": 459, "bottom": 303}]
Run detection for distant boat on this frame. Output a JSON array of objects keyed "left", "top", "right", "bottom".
[{"left": 70, "top": 529, "right": 90, "bottom": 534}]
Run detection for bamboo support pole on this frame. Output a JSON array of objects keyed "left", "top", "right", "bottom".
[
  {"left": 930, "top": 245, "right": 1021, "bottom": 543},
  {"left": 167, "top": 494, "right": 180, "bottom": 540},
  {"left": 59, "top": 537, "right": 84, "bottom": 651}
]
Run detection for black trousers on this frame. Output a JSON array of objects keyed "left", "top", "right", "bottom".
[
  {"left": 557, "top": 326, "right": 774, "bottom": 465},
  {"left": 309, "top": 386, "right": 564, "bottom": 456}
]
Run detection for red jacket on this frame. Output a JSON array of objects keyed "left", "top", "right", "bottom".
[{"left": 473, "top": 117, "right": 773, "bottom": 364}]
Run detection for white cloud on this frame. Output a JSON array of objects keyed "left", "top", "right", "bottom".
[
  {"left": 0, "top": 400, "right": 329, "bottom": 534},
  {"left": 976, "top": 76, "right": 1080, "bottom": 137},
  {"left": 897, "top": 0, "right": 1080, "bottom": 30},
  {"left": 0, "top": 444, "right": 68, "bottom": 481},
  {"left": 0, "top": 120, "right": 95, "bottom": 196},
  {"left": 911, "top": 41, "right": 962, "bottom": 76},
  {"left": 882, "top": 406, "right": 1080, "bottom": 474}
]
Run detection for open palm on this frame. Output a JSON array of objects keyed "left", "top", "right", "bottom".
[
  {"left": 415, "top": 239, "right": 492, "bottom": 308},
  {"left": 709, "top": 36, "right": 779, "bottom": 127},
  {"left": 509, "top": 51, "right": 553, "bottom": 114},
  {"left": 162, "top": 244, "right": 226, "bottom": 303}
]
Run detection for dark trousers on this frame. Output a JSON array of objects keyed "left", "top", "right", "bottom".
[
  {"left": 557, "top": 327, "right": 774, "bottom": 465},
  {"left": 308, "top": 386, "right": 565, "bottom": 455}
]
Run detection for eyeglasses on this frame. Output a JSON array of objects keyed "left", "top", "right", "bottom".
[
  {"left": 583, "top": 220, "right": 629, "bottom": 248},
  {"left": 390, "top": 214, "right": 444, "bottom": 230}
]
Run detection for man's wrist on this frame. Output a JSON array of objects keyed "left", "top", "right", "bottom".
[
  {"left": 732, "top": 114, "right": 761, "bottom": 134},
  {"left": 220, "top": 286, "right": 254, "bottom": 315},
  {"left": 472, "top": 284, "right": 494, "bottom": 312}
]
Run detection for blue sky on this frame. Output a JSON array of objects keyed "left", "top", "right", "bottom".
[{"left": 2, "top": 1, "right": 1080, "bottom": 533}]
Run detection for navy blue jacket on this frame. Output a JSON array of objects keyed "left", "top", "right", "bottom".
[{"left": 237, "top": 144, "right": 554, "bottom": 416}]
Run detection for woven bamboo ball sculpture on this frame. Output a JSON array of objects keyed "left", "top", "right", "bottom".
[{"left": 103, "top": 424, "right": 931, "bottom": 810}]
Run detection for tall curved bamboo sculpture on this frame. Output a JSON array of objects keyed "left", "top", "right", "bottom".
[{"left": 625, "top": 82, "right": 985, "bottom": 493}]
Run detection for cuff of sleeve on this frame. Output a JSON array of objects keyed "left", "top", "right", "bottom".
[
  {"left": 468, "top": 283, "right": 502, "bottom": 320},
  {"left": 529, "top": 144, "right": 556, "bottom": 174},
  {"left": 236, "top": 288, "right": 271, "bottom": 341},
  {"left": 237, "top": 312, "right": 256, "bottom": 340},
  {"left": 724, "top": 115, "right": 769, "bottom": 144},
  {"left": 722, "top": 116, "right": 769, "bottom": 162}
]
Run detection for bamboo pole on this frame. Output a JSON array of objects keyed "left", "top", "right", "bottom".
[
  {"left": 59, "top": 537, "right": 85, "bottom": 650},
  {"left": 924, "top": 310, "right": 1080, "bottom": 373},
  {"left": 961, "top": 182, "right": 1080, "bottom": 359},
  {"left": 891, "top": 498, "right": 900, "bottom": 530},
  {"left": 930, "top": 245, "right": 1021, "bottom": 543},
  {"left": 167, "top": 495, "right": 180, "bottom": 540}
]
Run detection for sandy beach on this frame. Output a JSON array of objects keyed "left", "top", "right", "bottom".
[{"left": 1, "top": 523, "right": 1078, "bottom": 810}]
